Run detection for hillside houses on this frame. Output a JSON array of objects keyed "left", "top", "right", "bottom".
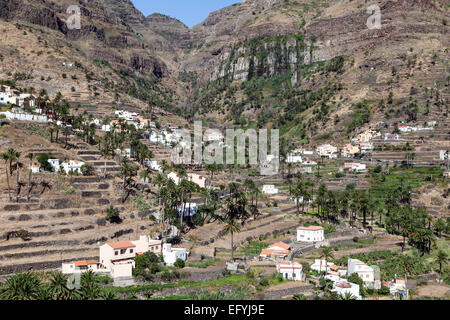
[
  {"left": 343, "top": 163, "right": 367, "bottom": 173},
  {"left": 47, "top": 159, "right": 85, "bottom": 175},
  {"left": 276, "top": 261, "right": 303, "bottom": 281},
  {"left": 385, "top": 133, "right": 400, "bottom": 141},
  {"left": 286, "top": 153, "right": 303, "bottom": 163},
  {"left": 341, "top": 144, "right": 360, "bottom": 157},
  {"left": 259, "top": 242, "right": 291, "bottom": 260},
  {"left": 0, "top": 85, "right": 36, "bottom": 108},
  {"left": 167, "top": 171, "right": 208, "bottom": 188},
  {"left": 162, "top": 243, "right": 188, "bottom": 266},
  {"left": 262, "top": 185, "right": 278, "bottom": 195},
  {"left": 297, "top": 226, "right": 324, "bottom": 243},
  {"left": 62, "top": 236, "right": 163, "bottom": 278},
  {"left": 348, "top": 258, "right": 375, "bottom": 284},
  {"left": 316, "top": 144, "right": 338, "bottom": 159}
]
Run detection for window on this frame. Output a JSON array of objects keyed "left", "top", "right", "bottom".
[
  {"left": 115, "top": 251, "right": 118, "bottom": 256},
  {"left": 130, "top": 249, "right": 133, "bottom": 254},
  {"left": 120, "top": 249, "right": 126, "bottom": 254}
]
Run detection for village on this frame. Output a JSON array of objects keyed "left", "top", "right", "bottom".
[{"left": 0, "top": 81, "right": 449, "bottom": 301}]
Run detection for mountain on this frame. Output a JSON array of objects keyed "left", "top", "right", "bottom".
[{"left": 0, "top": 0, "right": 448, "bottom": 143}]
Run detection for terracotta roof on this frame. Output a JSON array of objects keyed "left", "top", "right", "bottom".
[
  {"left": 269, "top": 242, "right": 290, "bottom": 250},
  {"left": 107, "top": 241, "right": 136, "bottom": 249},
  {"left": 297, "top": 226, "right": 324, "bottom": 231},
  {"left": 72, "top": 260, "right": 99, "bottom": 267},
  {"left": 260, "top": 248, "right": 289, "bottom": 256}
]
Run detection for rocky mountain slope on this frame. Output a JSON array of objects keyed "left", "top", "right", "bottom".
[{"left": 0, "top": 0, "right": 449, "bottom": 143}]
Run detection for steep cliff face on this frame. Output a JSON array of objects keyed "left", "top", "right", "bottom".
[
  {"left": 0, "top": 0, "right": 448, "bottom": 141},
  {"left": 183, "top": 0, "right": 448, "bottom": 146}
]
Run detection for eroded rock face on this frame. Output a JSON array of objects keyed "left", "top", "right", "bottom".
[{"left": 130, "top": 55, "right": 168, "bottom": 78}]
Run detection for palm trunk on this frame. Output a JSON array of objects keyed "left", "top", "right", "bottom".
[
  {"left": 16, "top": 164, "right": 20, "bottom": 202},
  {"left": 27, "top": 160, "right": 32, "bottom": 201},
  {"left": 5, "top": 163, "right": 11, "bottom": 201},
  {"left": 231, "top": 231, "right": 234, "bottom": 261}
]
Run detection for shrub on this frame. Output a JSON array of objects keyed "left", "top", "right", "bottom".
[
  {"left": 174, "top": 258, "right": 185, "bottom": 269},
  {"left": 105, "top": 206, "right": 122, "bottom": 224}
]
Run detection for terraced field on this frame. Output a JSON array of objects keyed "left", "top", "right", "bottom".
[{"left": 0, "top": 127, "right": 158, "bottom": 275}]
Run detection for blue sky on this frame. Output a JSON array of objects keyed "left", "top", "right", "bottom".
[{"left": 131, "top": 0, "right": 241, "bottom": 28}]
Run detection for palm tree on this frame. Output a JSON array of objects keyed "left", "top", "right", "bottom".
[
  {"left": 100, "top": 290, "right": 118, "bottom": 300},
  {"left": 340, "top": 292, "right": 357, "bottom": 300},
  {"left": 1, "top": 150, "right": 12, "bottom": 201},
  {"left": 435, "top": 250, "right": 448, "bottom": 275},
  {"left": 222, "top": 217, "right": 241, "bottom": 261},
  {"left": 0, "top": 272, "right": 42, "bottom": 300},
  {"left": 79, "top": 270, "right": 100, "bottom": 300},
  {"left": 319, "top": 247, "right": 334, "bottom": 275},
  {"left": 14, "top": 151, "right": 22, "bottom": 202},
  {"left": 49, "top": 272, "right": 71, "bottom": 300}
]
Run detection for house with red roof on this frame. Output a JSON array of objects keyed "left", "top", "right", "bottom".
[
  {"left": 62, "top": 260, "right": 101, "bottom": 275},
  {"left": 259, "top": 242, "right": 291, "bottom": 260},
  {"left": 296, "top": 226, "right": 325, "bottom": 243},
  {"left": 276, "top": 261, "right": 303, "bottom": 281}
]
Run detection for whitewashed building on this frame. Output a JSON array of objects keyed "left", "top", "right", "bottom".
[
  {"left": 61, "top": 160, "right": 85, "bottom": 175},
  {"left": 262, "top": 185, "right": 279, "bottom": 195},
  {"left": 331, "top": 281, "right": 361, "bottom": 300},
  {"left": 162, "top": 243, "right": 187, "bottom": 266},
  {"left": 316, "top": 144, "right": 338, "bottom": 159},
  {"left": 167, "top": 171, "right": 180, "bottom": 185},
  {"left": 286, "top": 154, "right": 303, "bottom": 163},
  {"left": 297, "top": 226, "right": 324, "bottom": 242},
  {"left": 62, "top": 260, "right": 102, "bottom": 275},
  {"left": 276, "top": 261, "right": 303, "bottom": 281},
  {"left": 187, "top": 173, "right": 207, "bottom": 188},
  {"left": 348, "top": 258, "right": 375, "bottom": 283}
]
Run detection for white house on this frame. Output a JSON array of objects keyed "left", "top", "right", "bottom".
[
  {"left": 206, "top": 131, "right": 224, "bottom": 142},
  {"left": 167, "top": 171, "right": 180, "bottom": 185},
  {"left": 145, "top": 160, "right": 162, "bottom": 172},
  {"left": 187, "top": 173, "right": 207, "bottom": 188},
  {"left": 297, "top": 226, "right": 324, "bottom": 242},
  {"left": 316, "top": 144, "right": 338, "bottom": 159},
  {"left": 62, "top": 260, "right": 102, "bottom": 275},
  {"left": 385, "top": 133, "right": 400, "bottom": 141},
  {"left": 359, "top": 142, "right": 374, "bottom": 154},
  {"left": 259, "top": 242, "right": 290, "bottom": 260},
  {"left": 132, "top": 235, "right": 162, "bottom": 256},
  {"left": 177, "top": 203, "right": 198, "bottom": 217},
  {"left": 97, "top": 236, "right": 161, "bottom": 278},
  {"left": 331, "top": 281, "right": 361, "bottom": 300},
  {"left": 162, "top": 243, "right": 187, "bottom": 266},
  {"left": 99, "top": 240, "right": 137, "bottom": 271},
  {"left": 276, "top": 261, "right": 303, "bottom": 281},
  {"left": 311, "top": 259, "right": 334, "bottom": 273},
  {"left": 440, "top": 150, "right": 449, "bottom": 161},
  {"left": 47, "top": 159, "right": 60, "bottom": 172},
  {"left": 30, "top": 165, "right": 40, "bottom": 173},
  {"left": 61, "top": 160, "right": 85, "bottom": 175},
  {"left": 286, "top": 154, "right": 303, "bottom": 163},
  {"left": 262, "top": 185, "right": 278, "bottom": 195},
  {"left": 348, "top": 258, "right": 375, "bottom": 283},
  {"left": 344, "top": 163, "right": 366, "bottom": 172},
  {"left": 292, "top": 148, "right": 314, "bottom": 155}
]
